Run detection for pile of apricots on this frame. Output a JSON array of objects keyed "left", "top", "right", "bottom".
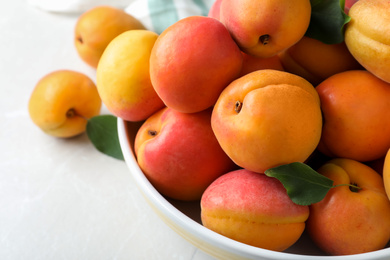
[{"left": 28, "top": 0, "right": 390, "bottom": 256}]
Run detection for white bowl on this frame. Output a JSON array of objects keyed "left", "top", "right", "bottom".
[{"left": 117, "top": 118, "right": 390, "bottom": 260}]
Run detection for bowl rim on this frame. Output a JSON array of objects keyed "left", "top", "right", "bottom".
[{"left": 117, "top": 117, "right": 390, "bottom": 260}]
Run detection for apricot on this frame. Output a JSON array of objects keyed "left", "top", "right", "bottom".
[
  {"left": 96, "top": 30, "right": 165, "bottom": 122},
  {"left": 149, "top": 16, "right": 243, "bottom": 113},
  {"left": 278, "top": 36, "right": 362, "bottom": 86},
  {"left": 74, "top": 6, "right": 145, "bottom": 68},
  {"left": 134, "top": 107, "right": 236, "bottom": 201},
  {"left": 219, "top": 0, "right": 311, "bottom": 58},
  {"left": 239, "top": 52, "right": 284, "bottom": 77},
  {"left": 211, "top": 69, "right": 322, "bottom": 173},
  {"left": 307, "top": 158, "right": 390, "bottom": 255},
  {"left": 344, "top": 0, "right": 390, "bottom": 83},
  {"left": 201, "top": 169, "right": 309, "bottom": 251},
  {"left": 28, "top": 70, "right": 101, "bottom": 138},
  {"left": 316, "top": 70, "right": 390, "bottom": 162}
]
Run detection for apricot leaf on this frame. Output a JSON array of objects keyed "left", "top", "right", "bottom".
[
  {"left": 306, "top": 0, "right": 351, "bottom": 44},
  {"left": 86, "top": 115, "right": 124, "bottom": 160},
  {"left": 264, "top": 162, "right": 333, "bottom": 206}
]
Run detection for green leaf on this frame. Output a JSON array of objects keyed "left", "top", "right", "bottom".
[
  {"left": 264, "top": 162, "right": 334, "bottom": 206},
  {"left": 306, "top": 0, "right": 351, "bottom": 44},
  {"left": 86, "top": 115, "right": 124, "bottom": 160}
]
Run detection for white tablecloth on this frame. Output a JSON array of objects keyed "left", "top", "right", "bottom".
[{"left": 0, "top": 1, "right": 215, "bottom": 259}]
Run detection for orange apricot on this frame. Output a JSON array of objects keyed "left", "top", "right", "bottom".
[
  {"left": 279, "top": 36, "right": 363, "bottom": 86},
  {"left": 28, "top": 70, "right": 101, "bottom": 138},
  {"left": 74, "top": 6, "right": 145, "bottom": 68},
  {"left": 211, "top": 69, "right": 322, "bottom": 173},
  {"left": 317, "top": 70, "right": 390, "bottom": 162},
  {"left": 307, "top": 158, "right": 390, "bottom": 255}
]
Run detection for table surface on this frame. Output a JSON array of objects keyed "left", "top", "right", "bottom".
[{"left": 0, "top": 1, "right": 216, "bottom": 259}]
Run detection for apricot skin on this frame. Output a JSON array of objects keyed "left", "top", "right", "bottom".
[
  {"left": 316, "top": 70, "right": 390, "bottom": 162},
  {"left": 208, "top": 0, "right": 222, "bottom": 20},
  {"left": 239, "top": 52, "right": 284, "bottom": 77}
]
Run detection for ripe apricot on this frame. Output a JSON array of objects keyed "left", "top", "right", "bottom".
[
  {"left": 279, "top": 36, "right": 362, "bottom": 86},
  {"left": 307, "top": 158, "right": 390, "bottom": 255},
  {"left": 150, "top": 16, "right": 243, "bottom": 113},
  {"left": 134, "top": 107, "right": 236, "bottom": 201},
  {"left": 201, "top": 169, "right": 309, "bottom": 251},
  {"left": 96, "top": 30, "right": 165, "bottom": 122},
  {"left": 344, "top": 0, "right": 390, "bottom": 83},
  {"left": 220, "top": 0, "right": 311, "bottom": 58},
  {"left": 28, "top": 70, "right": 101, "bottom": 138},
  {"left": 316, "top": 70, "right": 390, "bottom": 162},
  {"left": 74, "top": 6, "right": 145, "bottom": 68},
  {"left": 211, "top": 69, "right": 322, "bottom": 173}
]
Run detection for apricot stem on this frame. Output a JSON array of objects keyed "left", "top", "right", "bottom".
[
  {"left": 260, "top": 34, "right": 270, "bottom": 45},
  {"left": 332, "top": 183, "right": 362, "bottom": 192},
  {"left": 235, "top": 101, "right": 242, "bottom": 113},
  {"left": 66, "top": 108, "right": 76, "bottom": 118},
  {"left": 66, "top": 108, "right": 88, "bottom": 121}
]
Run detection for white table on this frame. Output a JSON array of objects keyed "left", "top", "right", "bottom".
[{"left": 0, "top": 1, "right": 215, "bottom": 259}]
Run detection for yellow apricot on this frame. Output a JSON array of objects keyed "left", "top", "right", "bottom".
[
  {"left": 344, "top": 0, "right": 390, "bottom": 83},
  {"left": 28, "top": 70, "right": 101, "bottom": 138},
  {"left": 74, "top": 6, "right": 145, "bottom": 68},
  {"left": 96, "top": 30, "right": 165, "bottom": 122}
]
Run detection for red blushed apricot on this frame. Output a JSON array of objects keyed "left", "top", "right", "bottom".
[
  {"left": 219, "top": 0, "right": 311, "bottom": 58},
  {"left": 150, "top": 16, "right": 243, "bottom": 114},
  {"left": 201, "top": 169, "right": 309, "bottom": 251},
  {"left": 134, "top": 107, "right": 236, "bottom": 201}
]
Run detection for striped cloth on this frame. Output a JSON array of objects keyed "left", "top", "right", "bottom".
[
  {"left": 125, "top": 0, "right": 214, "bottom": 34},
  {"left": 28, "top": 0, "right": 214, "bottom": 34}
]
